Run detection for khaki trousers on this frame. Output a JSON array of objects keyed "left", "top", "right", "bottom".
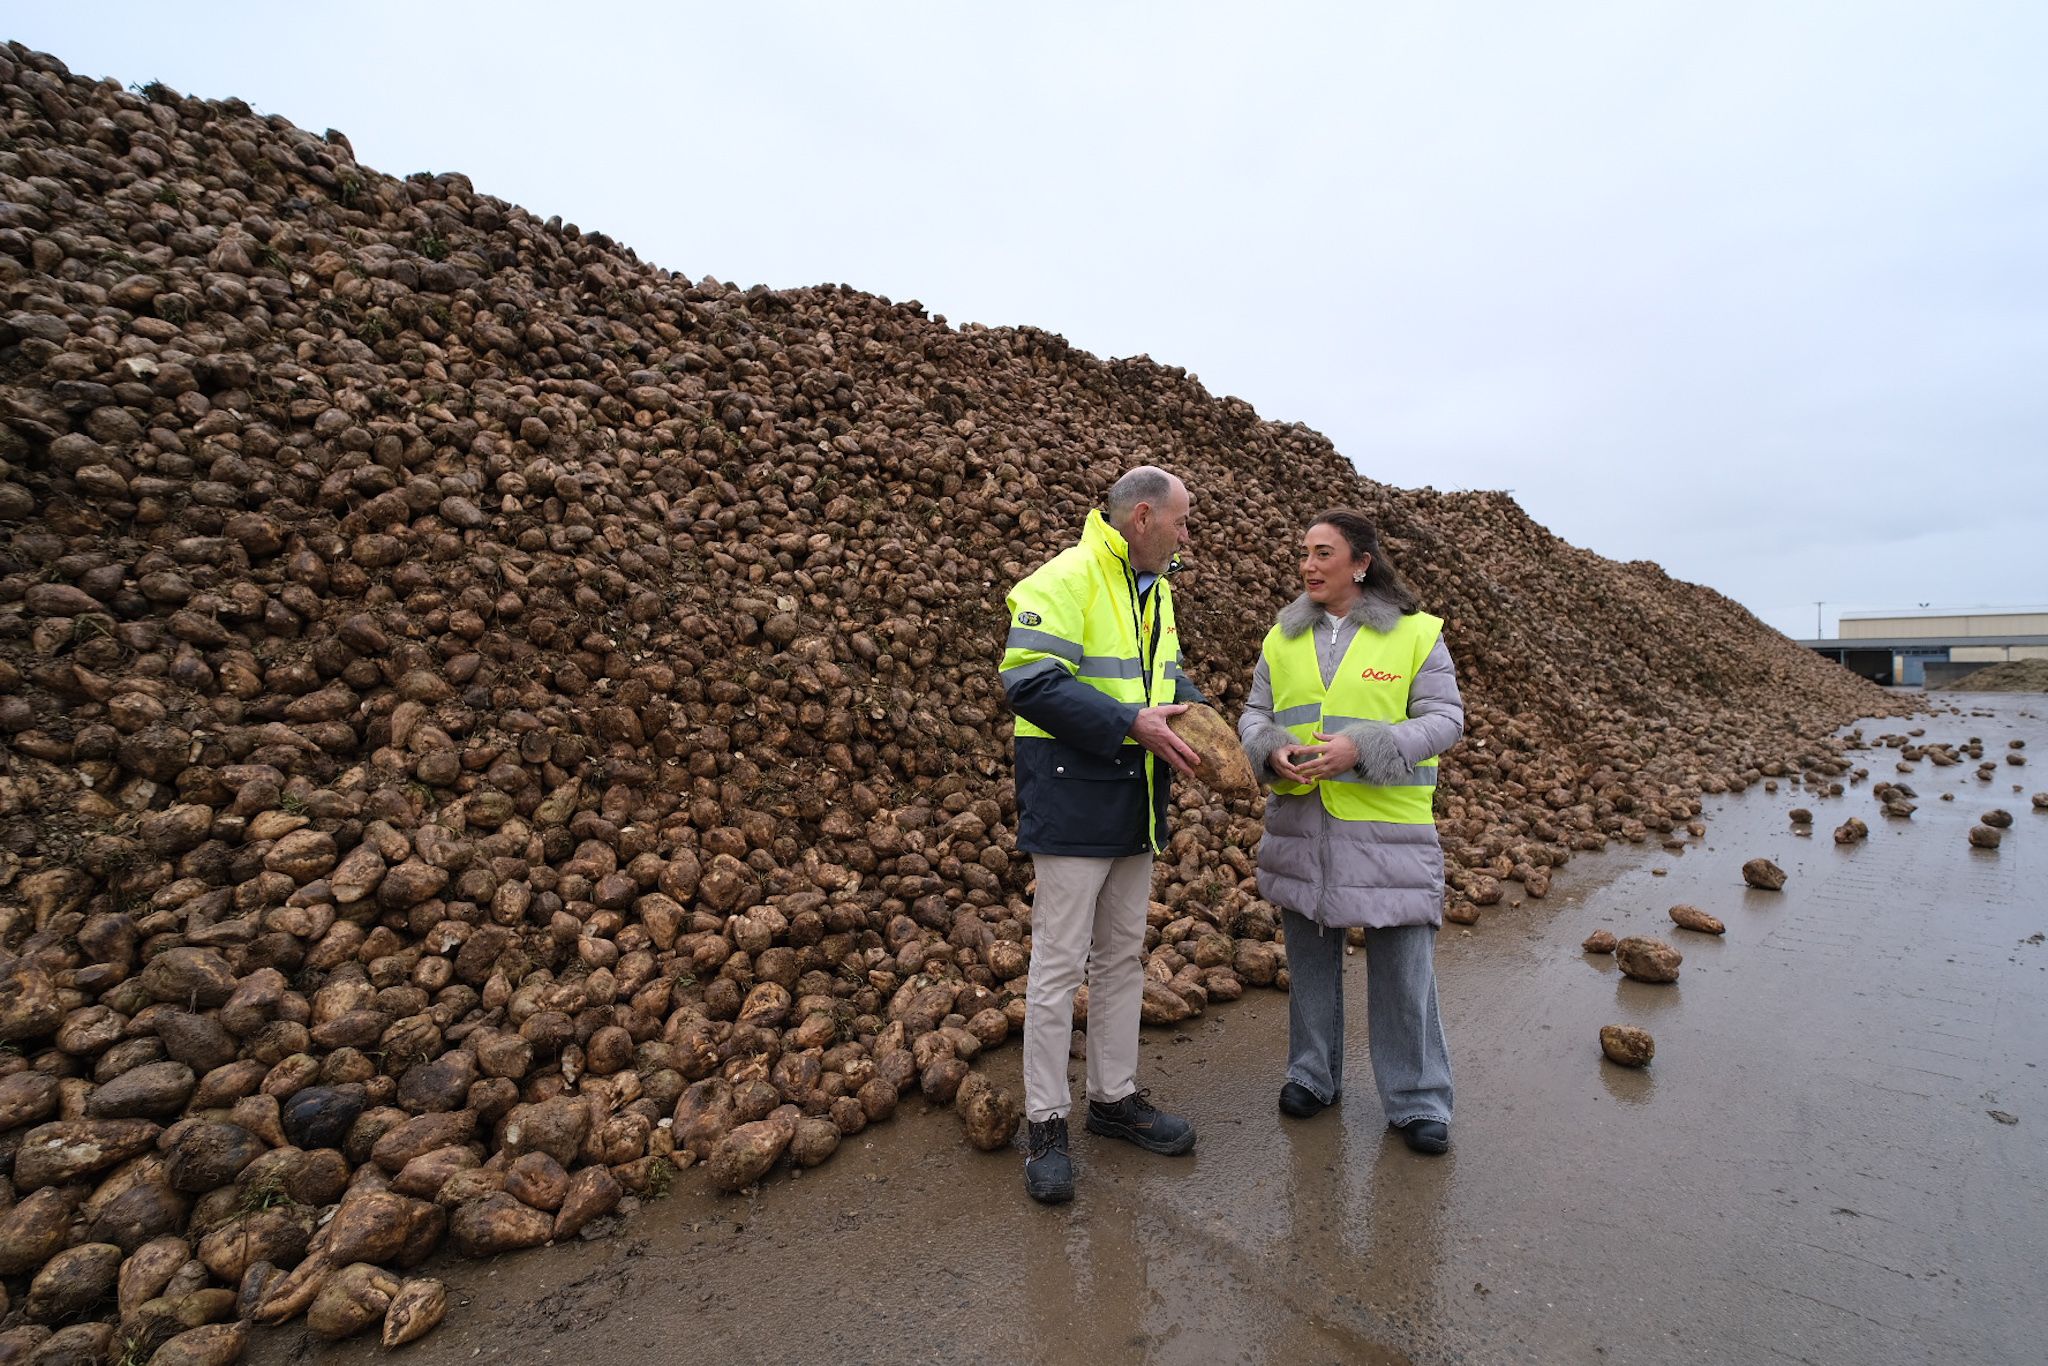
[{"left": 1023, "top": 853, "right": 1152, "bottom": 1122}]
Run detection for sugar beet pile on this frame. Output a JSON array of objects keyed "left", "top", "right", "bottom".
[{"left": 0, "top": 45, "right": 1906, "bottom": 1361}]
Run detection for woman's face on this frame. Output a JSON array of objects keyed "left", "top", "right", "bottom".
[{"left": 1300, "top": 523, "right": 1366, "bottom": 608}]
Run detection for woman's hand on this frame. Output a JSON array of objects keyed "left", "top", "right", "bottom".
[
  {"left": 1289, "top": 731, "right": 1358, "bottom": 782},
  {"left": 1269, "top": 744, "right": 1312, "bottom": 784}
]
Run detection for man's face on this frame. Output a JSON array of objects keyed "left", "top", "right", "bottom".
[{"left": 1127, "top": 481, "right": 1191, "bottom": 574}]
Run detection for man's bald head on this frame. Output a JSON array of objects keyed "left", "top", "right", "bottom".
[
  {"left": 1106, "top": 466, "right": 1182, "bottom": 530},
  {"left": 1106, "top": 466, "right": 1191, "bottom": 573}
]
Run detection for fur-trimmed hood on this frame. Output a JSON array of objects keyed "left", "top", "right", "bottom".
[{"left": 1276, "top": 586, "right": 1407, "bottom": 638}]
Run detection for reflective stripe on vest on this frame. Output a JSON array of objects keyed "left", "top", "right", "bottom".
[{"left": 1263, "top": 611, "right": 1444, "bottom": 825}]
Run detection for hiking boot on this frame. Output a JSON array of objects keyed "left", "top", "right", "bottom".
[
  {"left": 1392, "top": 1118, "right": 1449, "bottom": 1155},
  {"left": 1023, "top": 1117, "right": 1074, "bottom": 1203},
  {"left": 1085, "top": 1090, "right": 1196, "bottom": 1156},
  {"left": 1278, "top": 1080, "right": 1330, "bottom": 1119}
]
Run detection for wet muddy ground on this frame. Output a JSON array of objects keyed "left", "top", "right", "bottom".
[{"left": 254, "top": 694, "right": 2047, "bottom": 1365}]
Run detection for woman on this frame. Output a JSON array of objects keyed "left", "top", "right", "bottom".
[{"left": 1237, "top": 509, "right": 1465, "bottom": 1153}]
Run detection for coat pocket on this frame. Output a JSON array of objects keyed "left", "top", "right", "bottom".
[
  {"left": 1015, "top": 738, "right": 1150, "bottom": 853},
  {"left": 1256, "top": 795, "right": 1322, "bottom": 890},
  {"left": 1046, "top": 743, "right": 1144, "bottom": 782}
]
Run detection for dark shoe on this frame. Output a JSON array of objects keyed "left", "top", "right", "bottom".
[
  {"left": 1086, "top": 1090, "right": 1196, "bottom": 1155},
  {"left": 1278, "top": 1081, "right": 1329, "bottom": 1118},
  {"left": 1024, "top": 1117, "right": 1074, "bottom": 1203},
  {"left": 1394, "top": 1119, "right": 1449, "bottom": 1155}
]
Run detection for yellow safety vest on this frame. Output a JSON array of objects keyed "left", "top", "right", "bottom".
[
  {"left": 1262, "top": 610, "right": 1443, "bottom": 825},
  {"left": 1001, "top": 509, "right": 1183, "bottom": 850}
]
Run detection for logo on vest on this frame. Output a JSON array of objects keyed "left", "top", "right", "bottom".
[
  {"left": 1017, "top": 611, "right": 1042, "bottom": 626},
  {"left": 1359, "top": 667, "right": 1406, "bottom": 683}
]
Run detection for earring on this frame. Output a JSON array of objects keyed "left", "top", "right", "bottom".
[{"left": 1353, "top": 574, "right": 1366, "bottom": 584}]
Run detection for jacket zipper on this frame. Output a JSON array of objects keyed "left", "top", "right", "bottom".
[
  {"left": 1117, "top": 554, "right": 1158, "bottom": 691},
  {"left": 1313, "top": 620, "right": 1344, "bottom": 932},
  {"left": 1114, "top": 544, "right": 1165, "bottom": 853}
]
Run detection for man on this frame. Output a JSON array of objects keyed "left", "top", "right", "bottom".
[{"left": 999, "top": 465, "right": 1205, "bottom": 1204}]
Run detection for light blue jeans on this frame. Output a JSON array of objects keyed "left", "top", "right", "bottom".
[{"left": 1281, "top": 908, "right": 1453, "bottom": 1127}]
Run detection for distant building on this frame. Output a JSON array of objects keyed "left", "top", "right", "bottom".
[{"left": 1798, "top": 608, "right": 2048, "bottom": 687}]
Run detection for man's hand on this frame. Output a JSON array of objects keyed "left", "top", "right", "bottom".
[{"left": 1129, "top": 703, "right": 1199, "bottom": 777}]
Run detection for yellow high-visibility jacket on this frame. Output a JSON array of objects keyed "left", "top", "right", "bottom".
[{"left": 1000, "top": 510, "right": 1202, "bottom": 856}]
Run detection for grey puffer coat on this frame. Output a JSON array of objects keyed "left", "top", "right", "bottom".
[{"left": 1237, "top": 588, "right": 1465, "bottom": 929}]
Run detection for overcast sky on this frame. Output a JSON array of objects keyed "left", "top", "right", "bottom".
[{"left": 16, "top": 3, "right": 2046, "bottom": 639}]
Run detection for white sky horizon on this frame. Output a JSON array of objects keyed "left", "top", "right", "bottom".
[{"left": 11, "top": 3, "right": 2045, "bottom": 640}]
